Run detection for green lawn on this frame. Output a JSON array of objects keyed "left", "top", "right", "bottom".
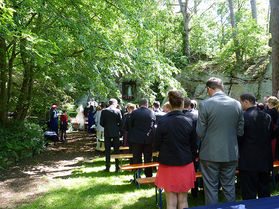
[{"left": 19, "top": 157, "right": 279, "bottom": 209}]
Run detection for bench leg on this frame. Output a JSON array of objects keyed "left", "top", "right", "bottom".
[
  {"left": 272, "top": 168, "right": 276, "bottom": 189},
  {"left": 159, "top": 188, "right": 162, "bottom": 209},
  {"left": 155, "top": 186, "right": 158, "bottom": 204}
]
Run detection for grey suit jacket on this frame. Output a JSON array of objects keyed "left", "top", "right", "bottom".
[{"left": 197, "top": 92, "right": 244, "bottom": 162}]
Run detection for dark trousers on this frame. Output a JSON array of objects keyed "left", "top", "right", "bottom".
[
  {"left": 132, "top": 143, "right": 153, "bottom": 177},
  {"left": 239, "top": 170, "right": 270, "bottom": 200},
  {"left": 105, "top": 136, "right": 120, "bottom": 171}
]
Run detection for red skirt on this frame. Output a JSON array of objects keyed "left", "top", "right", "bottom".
[{"left": 155, "top": 162, "right": 196, "bottom": 193}]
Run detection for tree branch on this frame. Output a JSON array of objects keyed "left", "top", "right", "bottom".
[{"left": 25, "top": 13, "right": 37, "bottom": 28}]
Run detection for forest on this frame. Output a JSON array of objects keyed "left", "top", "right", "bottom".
[{"left": 0, "top": 0, "right": 279, "bottom": 167}]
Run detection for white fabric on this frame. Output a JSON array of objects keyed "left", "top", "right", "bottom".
[
  {"left": 95, "top": 110, "right": 104, "bottom": 132},
  {"left": 76, "top": 104, "right": 85, "bottom": 130}
]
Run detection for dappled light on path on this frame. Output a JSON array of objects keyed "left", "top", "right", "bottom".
[{"left": 0, "top": 131, "right": 99, "bottom": 208}]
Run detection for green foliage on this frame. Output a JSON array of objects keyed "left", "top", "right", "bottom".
[{"left": 0, "top": 121, "right": 46, "bottom": 169}]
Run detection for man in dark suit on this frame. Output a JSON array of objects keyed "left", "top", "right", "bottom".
[
  {"left": 128, "top": 98, "right": 156, "bottom": 177},
  {"left": 197, "top": 77, "right": 244, "bottom": 205},
  {"left": 100, "top": 98, "right": 122, "bottom": 172},
  {"left": 238, "top": 93, "right": 273, "bottom": 200}
]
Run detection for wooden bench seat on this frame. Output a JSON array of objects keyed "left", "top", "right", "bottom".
[
  {"left": 136, "top": 177, "right": 156, "bottom": 185},
  {"left": 111, "top": 153, "right": 133, "bottom": 159},
  {"left": 120, "top": 162, "right": 159, "bottom": 171},
  {"left": 98, "top": 146, "right": 130, "bottom": 152},
  {"left": 111, "top": 152, "right": 159, "bottom": 160}
]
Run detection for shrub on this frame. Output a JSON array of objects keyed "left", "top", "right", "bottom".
[{"left": 0, "top": 120, "right": 46, "bottom": 169}]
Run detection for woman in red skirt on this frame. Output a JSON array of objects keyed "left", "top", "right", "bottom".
[{"left": 154, "top": 90, "right": 196, "bottom": 209}]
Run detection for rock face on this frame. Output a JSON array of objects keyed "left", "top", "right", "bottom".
[{"left": 177, "top": 57, "right": 272, "bottom": 102}]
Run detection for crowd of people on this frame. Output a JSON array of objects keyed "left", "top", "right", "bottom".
[{"left": 48, "top": 77, "right": 279, "bottom": 208}]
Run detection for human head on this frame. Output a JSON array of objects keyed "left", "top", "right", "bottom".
[
  {"left": 191, "top": 100, "right": 197, "bottom": 109},
  {"left": 139, "top": 98, "right": 148, "bottom": 107},
  {"left": 168, "top": 90, "right": 184, "bottom": 110},
  {"left": 153, "top": 101, "right": 160, "bottom": 109},
  {"left": 184, "top": 97, "right": 191, "bottom": 109},
  {"left": 109, "top": 98, "right": 118, "bottom": 107},
  {"left": 206, "top": 77, "right": 224, "bottom": 97},
  {"left": 127, "top": 104, "right": 136, "bottom": 113},
  {"left": 239, "top": 93, "right": 256, "bottom": 111},
  {"left": 100, "top": 102, "right": 106, "bottom": 109},
  {"left": 162, "top": 102, "right": 171, "bottom": 113},
  {"left": 52, "top": 104, "right": 57, "bottom": 109},
  {"left": 267, "top": 96, "right": 278, "bottom": 108},
  {"left": 62, "top": 109, "right": 67, "bottom": 114}
]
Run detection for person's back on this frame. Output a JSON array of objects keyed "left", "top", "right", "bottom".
[
  {"left": 100, "top": 99, "right": 122, "bottom": 172},
  {"left": 129, "top": 106, "right": 156, "bottom": 144},
  {"left": 198, "top": 93, "right": 243, "bottom": 162},
  {"left": 238, "top": 94, "right": 273, "bottom": 200},
  {"left": 239, "top": 106, "right": 272, "bottom": 171},
  {"left": 101, "top": 106, "right": 122, "bottom": 137},
  {"left": 196, "top": 77, "right": 244, "bottom": 205},
  {"left": 128, "top": 98, "right": 156, "bottom": 177}
]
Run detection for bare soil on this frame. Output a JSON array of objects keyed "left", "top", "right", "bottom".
[{"left": 0, "top": 131, "right": 101, "bottom": 209}]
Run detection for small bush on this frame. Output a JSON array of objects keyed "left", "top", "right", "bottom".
[{"left": 0, "top": 120, "right": 46, "bottom": 169}]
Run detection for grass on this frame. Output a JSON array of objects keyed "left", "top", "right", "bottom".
[{"left": 18, "top": 157, "right": 279, "bottom": 209}]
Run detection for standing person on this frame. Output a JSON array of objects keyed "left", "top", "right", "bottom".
[
  {"left": 238, "top": 94, "right": 273, "bottom": 200},
  {"left": 128, "top": 98, "right": 156, "bottom": 177},
  {"left": 266, "top": 96, "right": 278, "bottom": 159},
  {"left": 49, "top": 104, "right": 59, "bottom": 135},
  {"left": 76, "top": 104, "right": 85, "bottom": 130},
  {"left": 87, "top": 106, "right": 95, "bottom": 133},
  {"left": 155, "top": 90, "right": 196, "bottom": 209},
  {"left": 122, "top": 103, "right": 136, "bottom": 147},
  {"left": 95, "top": 103, "right": 106, "bottom": 145},
  {"left": 100, "top": 99, "right": 122, "bottom": 172},
  {"left": 60, "top": 110, "right": 68, "bottom": 142},
  {"left": 196, "top": 77, "right": 244, "bottom": 205}
]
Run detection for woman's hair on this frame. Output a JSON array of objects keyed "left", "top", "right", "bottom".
[
  {"left": 168, "top": 90, "right": 184, "bottom": 109},
  {"left": 267, "top": 96, "right": 278, "bottom": 107},
  {"left": 163, "top": 102, "right": 171, "bottom": 112}
]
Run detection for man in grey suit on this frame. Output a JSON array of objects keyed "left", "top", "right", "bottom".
[{"left": 197, "top": 77, "right": 244, "bottom": 205}]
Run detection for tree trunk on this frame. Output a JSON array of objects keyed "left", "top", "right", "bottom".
[
  {"left": 228, "top": 0, "right": 242, "bottom": 63},
  {"left": 178, "top": 0, "right": 190, "bottom": 58},
  {"left": 250, "top": 0, "right": 258, "bottom": 22},
  {"left": 14, "top": 38, "right": 34, "bottom": 121},
  {"left": 7, "top": 42, "right": 16, "bottom": 104},
  {"left": 270, "top": 0, "right": 279, "bottom": 96},
  {"left": 0, "top": 37, "right": 8, "bottom": 123}
]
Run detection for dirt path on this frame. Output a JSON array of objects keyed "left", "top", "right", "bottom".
[{"left": 0, "top": 131, "right": 101, "bottom": 209}]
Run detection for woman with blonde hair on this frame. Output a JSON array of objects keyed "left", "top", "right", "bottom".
[{"left": 155, "top": 90, "right": 196, "bottom": 209}]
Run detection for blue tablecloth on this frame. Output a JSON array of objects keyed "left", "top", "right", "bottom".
[{"left": 190, "top": 195, "right": 279, "bottom": 209}]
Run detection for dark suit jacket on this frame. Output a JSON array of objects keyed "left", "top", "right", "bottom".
[
  {"left": 238, "top": 106, "right": 273, "bottom": 172},
  {"left": 155, "top": 110, "right": 196, "bottom": 166},
  {"left": 100, "top": 106, "right": 122, "bottom": 138},
  {"left": 128, "top": 106, "right": 156, "bottom": 144},
  {"left": 183, "top": 109, "right": 198, "bottom": 127}
]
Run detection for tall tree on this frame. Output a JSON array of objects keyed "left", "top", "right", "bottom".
[
  {"left": 270, "top": 0, "right": 279, "bottom": 96},
  {"left": 228, "top": 0, "right": 242, "bottom": 62},
  {"left": 250, "top": 0, "right": 258, "bottom": 22},
  {"left": 178, "top": 0, "right": 191, "bottom": 57}
]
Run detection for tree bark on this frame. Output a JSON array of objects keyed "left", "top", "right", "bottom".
[
  {"left": 7, "top": 42, "right": 17, "bottom": 104},
  {"left": 270, "top": 0, "right": 279, "bottom": 96},
  {"left": 228, "top": 0, "right": 242, "bottom": 63},
  {"left": 0, "top": 37, "right": 8, "bottom": 123},
  {"left": 14, "top": 38, "right": 34, "bottom": 121},
  {"left": 178, "top": 0, "right": 190, "bottom": 58},
  {"left": 250, "top": 0, "right": 258, "bottom": 22}
]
